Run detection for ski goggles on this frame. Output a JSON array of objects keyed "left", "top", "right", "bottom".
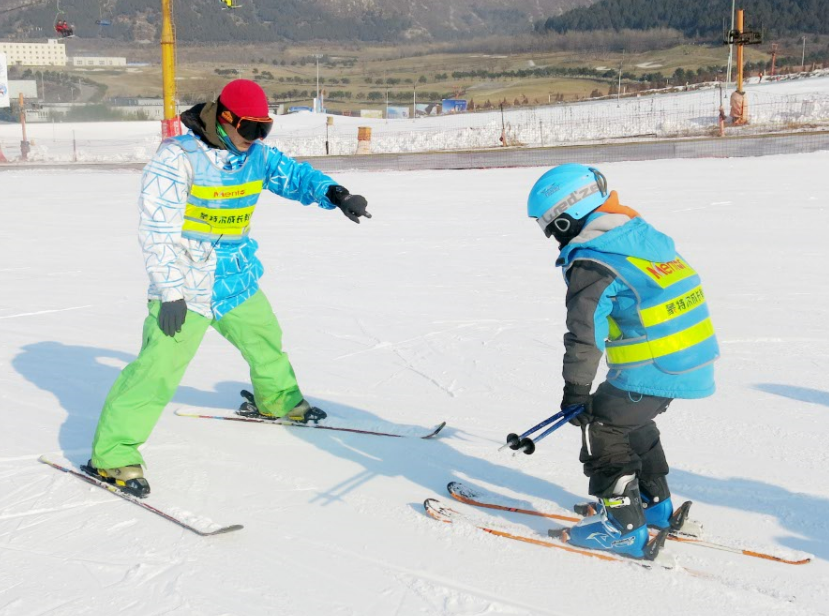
[{"left": 217, "top": 101, "right": 273, "bottom": 140}]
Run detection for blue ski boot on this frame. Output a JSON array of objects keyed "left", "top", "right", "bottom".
[
  {"left": 641, "top": 476, "right": 700, "bottom": 536},
  {"left": 640, "top": 476, "right": 673, "bottom": 530},
  {"left": 565, "top": 475, "right": 655, "bottom": 559}
]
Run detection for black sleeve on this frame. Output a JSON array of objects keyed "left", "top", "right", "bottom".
[{"left": 562, "top": 260, "right": 617, "bottom": 386}]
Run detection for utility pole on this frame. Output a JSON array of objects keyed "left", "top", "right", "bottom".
[
  {"left": 802, "top": 35, "right": 807, "bottom": 69},
  {"left": 313, "top": 53, "right": 322, "bottom": 113},
  {"left": 412, "top": 84, "right": 416, "bottom": 119},
  {"left": 160, "top": 0, "right": 180, "bottom": 137},
  {"left": 19, "top": 92, "right": 29, "bottom": 161},
  {"left": 770, "top": 43, "right": 778, "bottom": 76},
  {"left": 617, "top": 50, "right": 624, "bottom": 106},
  {"left": 499, "top": 102, "right": 506, "bottom": 147},
  {"left": 725, "top": 0, "right": 736, "bottom": 88}
]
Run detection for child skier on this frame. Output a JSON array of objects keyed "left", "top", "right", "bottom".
[
  {"left": 87, "top": 79, "right": 371, "bottom": 497},
  {"left": 526, "top": 164, "right": 718, "bottom": 559}
]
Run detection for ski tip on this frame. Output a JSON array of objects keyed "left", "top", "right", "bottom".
[
  {"left": 742, "top": 550, "right": 812, "bottom": 565},
  {"left": 201, "top": 524, "right": 245, "bottom": 536},
  {"left": 447, "top": 481, "right": 477, "bottom": 499},
  {"left": 423, "top": 498, "right": 453, "bottom": 523},
  {"left": 38, "top": 455, "right": 69, "bottom": 472},
  {"left": 423, "top": 421, "right": 447, "bottom": 439}
]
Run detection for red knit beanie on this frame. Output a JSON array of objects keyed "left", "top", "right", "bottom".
[{"left": 218, "top": 79, "right": 269, "bottom": 120}]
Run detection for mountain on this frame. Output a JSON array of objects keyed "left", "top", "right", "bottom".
[
  {"left": 0, "top": 0, "right": 592, "bottom": 43},
  {"left": 541, "top": 0, "right": 829, "bottom": 37}
]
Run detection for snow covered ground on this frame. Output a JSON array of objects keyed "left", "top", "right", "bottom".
[
  {"left": 3, "top": 73, "right": 829, "bottom": 162},
  {"left": 1, "top": 152, "right": 827, "bottom": 615}
]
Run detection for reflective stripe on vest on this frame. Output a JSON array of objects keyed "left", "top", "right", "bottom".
[
  {"left": 606, "top": 317, "right": 715, "bottom": 367},
  {"left": 172, "top": 135, "right": 267, "bottom": 243},
  {"left": 182, "top": 203, "right": 257, "bottom": 238},
  {"left": 639, "top": 285, "right": 706, "bottom": 327}
]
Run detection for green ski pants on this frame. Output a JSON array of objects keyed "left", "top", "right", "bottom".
[{"left": 91, "top": 290, "right": 303, "bottom": 468}]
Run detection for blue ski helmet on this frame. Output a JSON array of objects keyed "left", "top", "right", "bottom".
[{"left": 527, "top": 164, "right": 609, "bottom": 239}]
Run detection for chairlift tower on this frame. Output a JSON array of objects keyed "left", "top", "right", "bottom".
[
  {"left": 723, "top": 8, "right": 762, "bottom": 125},
  {"left": 160, "top": 0, "right": 180, "bottom": 137}
]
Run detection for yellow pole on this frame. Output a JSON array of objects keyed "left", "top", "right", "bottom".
[
  {"left": 736, "top": 9, "right": 744, "bottom": 94},
  {"left": 160, "top": 0, "right": 180, "bottom": 137}
]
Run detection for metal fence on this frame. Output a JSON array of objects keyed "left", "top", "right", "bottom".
[
  {"left": 271, "top": 90, "right": 829, "bottom": 158},
  {"left": 3, "top": 86, "right": 829, "bottom": 166},
  {"left": 298, "top": 131, "right": 829, "bottom": 173},
  {"left": 5, "top": 130, "right": 828, "bottom": 174}
]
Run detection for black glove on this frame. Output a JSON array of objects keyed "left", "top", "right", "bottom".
[
  {"left": 562, "top": 382, "right": 592, "bottom": 426},
  {"left": 158, "top": 299, "right": 187, "bottom": 337},
  {"left": 326, "top": 185, "right": 372, "bottom": 224}
]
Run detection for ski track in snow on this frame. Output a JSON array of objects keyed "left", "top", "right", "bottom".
[
  {"left": 1, "top": 156, "right": 828, "bottom": 614},
  {"left": 0, "top": 305, "right": 94, "bottom": 320}
]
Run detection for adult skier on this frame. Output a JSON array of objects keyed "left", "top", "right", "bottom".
[
  {"left": 87, "top": 79, "right": 371, "bottom": 497},
  {"left": 526, "top": 164, "right": 718, "bottom": 559}
]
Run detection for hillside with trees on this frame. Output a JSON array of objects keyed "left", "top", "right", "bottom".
[
  {"left": 541, "top": 0, "right": 829, "bottom": 37},
  {"left": 0, "top": 0, "right": 589, "bottom": 43}
]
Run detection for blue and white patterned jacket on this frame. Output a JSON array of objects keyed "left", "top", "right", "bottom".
[{"left": 138, "top": 132, "right": 336, "bottom": 320}]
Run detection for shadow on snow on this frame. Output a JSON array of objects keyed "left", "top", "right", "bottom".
[
  {"left": 12, "top": 341, "right": 829, "bottom": 560},
  {"left": 753, "top": 383, "right": 829, "bottom": 409}
]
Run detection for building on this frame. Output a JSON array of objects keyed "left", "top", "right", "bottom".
[
  {"left": 24, "top": 102, "right": 72, "bottom": 122},
  {"left": 71, "top": 56, "right": 127, "bottom": 68},
  {"left": 9, "top": 79, "right": 38, "bottom": 99},
  {"left": 109, "top": 97, "right": 177, "bottom": 120},
  {"left": 0, "top": 40, "right": 67, "bottom": 67}
]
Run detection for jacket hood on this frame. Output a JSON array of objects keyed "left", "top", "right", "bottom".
[
  {"left": 557, "top": 216, "right": 676, "bottom": 268},
  {"left": 180, "top": 102, "right": 226, "bottom": 150}
]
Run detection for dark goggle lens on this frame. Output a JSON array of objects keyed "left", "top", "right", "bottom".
[{"left": 237, "top": 119, "right": 272, "bottom": 140}]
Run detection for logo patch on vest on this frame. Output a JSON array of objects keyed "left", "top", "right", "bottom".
[{"left": 627, "top": 256, "right": 696, "bottom": 289}]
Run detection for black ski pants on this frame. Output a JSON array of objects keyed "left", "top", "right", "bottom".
[{"left": 580, "top": 381, "right": 672, "bottom": 499}]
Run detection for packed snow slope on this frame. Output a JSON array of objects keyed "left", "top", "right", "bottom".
[{"left": 1, "top": 154, "right": 828, "bottom": 615}]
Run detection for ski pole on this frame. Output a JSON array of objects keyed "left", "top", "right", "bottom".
[
  {"left": 499, "top": 408, "right": 568, "bottom": 452},
  {"left": 510, "top": 405, "right": 585, "bottom": 456}
]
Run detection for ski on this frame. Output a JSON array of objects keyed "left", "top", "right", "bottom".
[
  {"left": 447, "top": 481, "right": 811, "bottom": 566},
  {"left": 175, "top": 409, "right": 447, "bottom": 440},
  {"left": 39, "top": 456, "right": 243, "bottom": 537},
  {"left": 423, "top": 498, "right": 682, "bottom": 572}
]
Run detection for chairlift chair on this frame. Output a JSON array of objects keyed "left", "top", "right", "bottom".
[
  {"left": 724, "top": 29, "right": 763, "bottom": 46},
  {"left": 96, "top": 0, "right": 113, "bottom": 27}
]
